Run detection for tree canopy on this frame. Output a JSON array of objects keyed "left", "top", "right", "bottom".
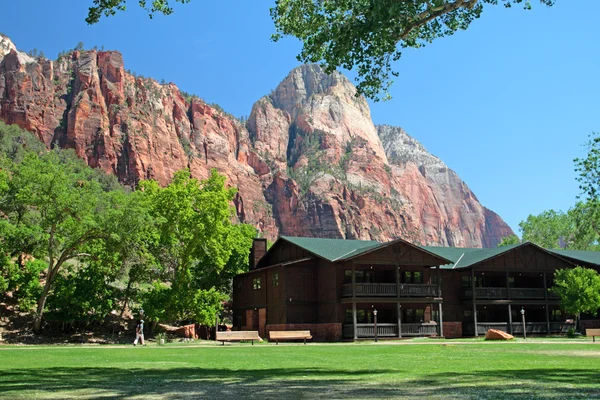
[
  {"left": 0, "top": 121, "right": 255, "bottom": 333},
  {"left": 84, "top": 0, "right": 556, "bottom": 100},
  {"left": 552, "top": 267, "right": 600, "bottom": 327}
]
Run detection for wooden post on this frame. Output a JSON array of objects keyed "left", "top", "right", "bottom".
[
  {"left": 471, "top": 268, "right": 478, "bottom": 337},
  {"left": 352, "top": 264, "right": 358, "bottom": 340},
  {"left": 396, "top": 264, "right": 402, "bottom": 338},
  {"left": 508, "top": 304, "right": 513, "bottom": 334},
  {"left": 543, "top": 272, "right": 550, "bottom": 334},
  {"left": 438, "top": 302, "right": 444, "bottom": 337},
  {"left": 396, "top": 264, "right": 401, "bottom": 298},
  {"left": 397, "top": 303, "right": 402, "bottom": 338},
  {"left": 436, "top": 266, "right": 444, "bottom": 337},
  {"left": 352, "top": 302, "right": 358, "bottom": 340},
  {"left": 352, "top": 264, "right": 357, "bottom": 298},
  {"left": 437, "top": 266, "right": 442, "bottom": 298}
]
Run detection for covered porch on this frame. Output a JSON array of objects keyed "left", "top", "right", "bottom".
[
  {"left": 463, "top": 304, "right": 574, "bottom": 336},
  {"left": 342, "top": 302, "right": 442, "bottom": 339}
]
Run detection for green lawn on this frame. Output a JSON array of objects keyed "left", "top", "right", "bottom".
[{"left": 1, "top": 341, "right": 600, "bottom": 399}]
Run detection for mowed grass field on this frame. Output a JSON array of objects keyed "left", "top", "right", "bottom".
[{"left": 1, "top": 341, "right": 600, "bottom": 399}]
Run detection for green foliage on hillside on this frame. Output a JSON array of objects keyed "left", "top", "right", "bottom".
[{"left": 0, "top": 121, "right": 255, "bottom": 333}]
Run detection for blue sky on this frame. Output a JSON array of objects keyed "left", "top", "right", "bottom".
[{"left": 1, "top": 0, "right": 598, "bottom": 236}]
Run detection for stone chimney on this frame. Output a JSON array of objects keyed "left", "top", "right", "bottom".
[{"left": 249, "top": 238, "right": 267, "bottom": 270}]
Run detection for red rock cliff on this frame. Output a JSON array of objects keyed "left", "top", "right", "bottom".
[{"left": 0, "top": 36, "right": 513, "bottom": 247}]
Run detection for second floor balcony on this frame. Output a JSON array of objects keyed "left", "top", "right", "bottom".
[
  {"left": 462, "top": 287, "right": 561, "bottom": 300},
  {"left": 342, "top": 283, "right": 439, "bottom": 298}
]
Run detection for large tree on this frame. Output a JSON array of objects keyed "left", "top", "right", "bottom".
[
  {"left": 85, "top": 0, "right": 555, "bottom": 100},
  {"left": 138, "top": 169, "right": 254, "bottom": 322},
  {"left": 552, "top": 267, "right": 600, "bottom": 331},
  {"left": 498, "top": 204, "right": 599, "bottom": 250},
  {"left": 0, "top": 150, "right": 127, "bottom": 333}
]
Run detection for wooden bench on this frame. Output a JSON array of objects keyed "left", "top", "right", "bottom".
[
  {"left": 269, "top": 330, "right": 312, "bottom": 345},
  {"left": 586, "top": 328, "right": 600, "bottom": 342},
  {"left": 216, "top": 331, "right": 262, "bottom": 345}
]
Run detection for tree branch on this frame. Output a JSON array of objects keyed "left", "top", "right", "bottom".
[{"left": 399, "top": 0, "right": 479, "bottom": 40}]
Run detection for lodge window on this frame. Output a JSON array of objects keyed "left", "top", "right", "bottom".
[
  {"left": 345, "top": 309, "right": 367, "bottom": 323},
  {"left": 461, "top": 276, "right": 471, "bottom": 288},
  {"left": 344, "top": 270, "right": 374, "bottom": 283},
  {"left": 272, "top": 273, "right": 279, "bottom": 287},
  {"left": 253, "top": 278, "right": 262, "bottom": 290},
  {"left": 402, "top": 271, "right": 423, "bottom": 284},
  {"left": 550, "top": 309, "right": 562, "bottom": 321},
  {"left": 403, "top": 308, "right": 424, "bottom": 323}
]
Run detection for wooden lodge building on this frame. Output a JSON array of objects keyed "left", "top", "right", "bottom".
[{"left": 232, "top": 236, "right": 600, "bottom": 341}]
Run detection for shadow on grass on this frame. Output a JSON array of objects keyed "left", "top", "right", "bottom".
[{"left": 1, "top": 367, "right": 599, "bottom": 399}]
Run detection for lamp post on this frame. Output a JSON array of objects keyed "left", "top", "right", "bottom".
[
  {"left": 373, "top": 309, "right": 378, "bottom": 343},
  {"left": 520, "top": 307, "right": 526, "bottom": 339}
]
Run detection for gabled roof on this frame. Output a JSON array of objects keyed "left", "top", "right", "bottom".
[
  {"left": 279, "top": 236, "right": 452, "bottom": 265},
  {"left": 266, "top": 237, "right": 600, "bottom": 270},
  {"left": 280, "top": 236, "right": 381, "bottom": 262},
  {"left": 423, "top": 244, "right": 522, "bottom": 269}
]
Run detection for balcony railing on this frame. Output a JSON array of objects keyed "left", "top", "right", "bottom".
[
  {"left": 463, "top": 322, "right": 576, "bottom": 335},
  {"left": 342, "top": 283, "right": 438, "bottom": 298},
  {"left": 343, "top": 323, "right": 438, "bottom": 338},
  {"left": 462, "top": 287, "right": 554, "bottom": 300}
]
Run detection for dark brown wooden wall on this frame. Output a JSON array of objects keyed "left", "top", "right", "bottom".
[
  {"left": 475, "top": 247, "right": 575, "bottom": 272},
  {"left": 351, "top": 241, "right": 447, "bottom": 266},
  {"left": 285, "top": 262, "right": 318, "bottom": 324},
  {"left": 317, "top": 260, "right": 338, "bottom": 323},
  {"left": 257, "top": 240, "right": 312, "bottom": 268}
]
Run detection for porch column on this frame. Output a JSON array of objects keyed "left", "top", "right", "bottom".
[
  {"left": 352, "top": 264, "right": 356, "bottom": 298},
  {"left": 438, "top": 302, "right": 444, "bottom": 337},
  {"left": 543, "top": 272, "right": 550, "bottom": 334},
  {"left": 507, "top": 271, "right": 513, "bottom": 334},
  {"left": 397, "top": 303, "right": 402, "bottom": 338},
  {"left": 396, "top": 264, "right": 401, "bottom": 298},
  {"left": 396, "top": 264, "right": 402, "bottom": 338},
  {"left": 508, "top": 304, "right": 513, "bottom": 334},
  {"left": 471, "top": 268, "right": 478, "bottom": 337},
  {"left": 437, "top": 266, "right": 442, "bottom": 298},
  {"left": 352, "top": 302, "right": 358, "bottom": 340}
]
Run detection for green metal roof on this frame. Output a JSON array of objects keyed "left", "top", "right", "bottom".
[
  {"left": 276, "top": 237, "right": 600, "bottom": 269},
  {"left": 548, "top": 249, "right": 600, "bottom": 266},
  {"left": 423, "top": 244, "right": 523, "bottom": 269},
  {"left": 280, "top": 236, "right": 382, "bottom": 262}
]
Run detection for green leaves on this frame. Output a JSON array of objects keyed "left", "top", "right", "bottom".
[
  {"left": 271, "top": 0, "right": 555, "bottom": 100},
  {"left": 137, "top": 168, "right": 253, "bottom": 323},
  {"left": 86, "top": 0, "right": 191, "bottom": 24},
  {"left": 0, "top": 122, "right": 254, "bottom": 329},
  {"left": 552, "top": 267, "right": 600, "bottom": 318}
]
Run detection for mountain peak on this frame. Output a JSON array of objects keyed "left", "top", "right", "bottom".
[{"left": 0, "top": 34, "right": 35, "bottom": 64}]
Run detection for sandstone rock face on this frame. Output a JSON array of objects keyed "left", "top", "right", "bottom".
[
  {"left": 0, "top": 36, "right": 514, "bottom": 247},
  {"left": 485, "top": 329, "right": 514, "bottom": 340},
  {"left": 377, "top": 125, "right": 513, "bottom": 247}
]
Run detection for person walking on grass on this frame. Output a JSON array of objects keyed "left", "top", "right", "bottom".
[{"left": 133, "top": 319, "right": 145, "bottom": 346}]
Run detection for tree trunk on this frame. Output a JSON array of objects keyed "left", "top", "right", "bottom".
[
  {"left": 33, "top": 277, "right": 53, "bottom": 334},
  {"left": 119, "top": 279, "right": 133, "bottom": 320}
]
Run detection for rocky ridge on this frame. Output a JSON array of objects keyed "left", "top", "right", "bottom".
[{"left": 0, "top": 35, "right": 513, "bottom": 247}]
